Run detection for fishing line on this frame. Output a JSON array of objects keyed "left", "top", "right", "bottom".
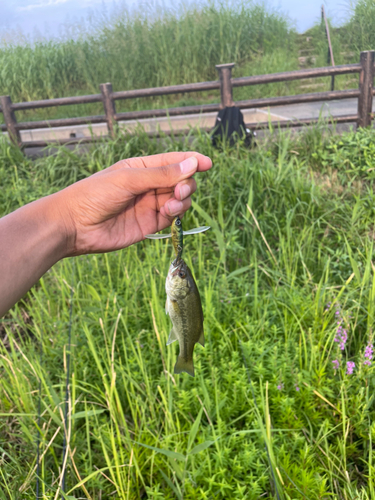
[
  {"left": 61, "top": 259, "right": 75, "bottom": 496},
  {"left": 36, "top": 326, "right": 43, "bottom": 499},
  {"left": 36, "top": 261, "right": 75, "bottom": 499},
  {"left": 239, "top": 341, "right": 281, "bottom": 500}
]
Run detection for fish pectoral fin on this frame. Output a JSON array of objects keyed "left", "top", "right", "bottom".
[
  {"left": 174, "top": 356, "right": 195, "bottom": 377},
  {"left": 166, "top": 328, "right": 178, "bottom": 345},
  {"left": 198, "top": 331, "right": 205, "bottom": 347}
]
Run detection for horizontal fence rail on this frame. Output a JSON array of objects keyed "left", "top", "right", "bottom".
[
  {"left": 0, "top": 51, "right": 374, "bottom": 148},
  {"left": 10, "top": 94, "right": 103, "bottom": 111},
  {"left": 231, "top": 63, "right": 361, "bottom": 88}
]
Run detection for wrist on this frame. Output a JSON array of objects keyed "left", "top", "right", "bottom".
[
  {"left": 25, "top": 192, "right": 75, "bottom": 261},
  {"left": 44, "top": 190, "right": 77, "bottom": 259}
]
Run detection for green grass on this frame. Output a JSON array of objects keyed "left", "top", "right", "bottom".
[
  {"left": 1, "top": 122, "right": 375, "bottom": 498},
  {"left": 344, "top": 0, "right": 375, "bottom": 53}
]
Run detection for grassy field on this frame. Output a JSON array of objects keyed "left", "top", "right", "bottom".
[
  {"left": 0, "top": 0, "right": 370, "bottom": 126},
  {"left": 1, "top": 122, "right": 375, "bottom": 499},
  {"left": 0, "top": 1, "right": 296, "bottom": 121}
]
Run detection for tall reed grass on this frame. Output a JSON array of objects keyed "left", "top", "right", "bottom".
[
  {"left": 345, "top": 0, "right": 375, "bottom": 52},
  {"left": 0, "top": 1, "right": 295, "bottom": 103}
]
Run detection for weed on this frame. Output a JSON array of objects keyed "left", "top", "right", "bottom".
[{"left": 1, "top": 124, "right": 375, "bottom": 497}]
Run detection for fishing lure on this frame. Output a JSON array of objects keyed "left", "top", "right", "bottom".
[{"left": 145, "top": 216, "right": 210, "bottom": 263}]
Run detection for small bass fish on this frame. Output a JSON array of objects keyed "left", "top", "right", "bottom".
[
  {"left": 146, "top": 216, "right": 210, "bottom": 262},
  {"left": 165, "top": 258, "right": 204, "bottom": 377}
]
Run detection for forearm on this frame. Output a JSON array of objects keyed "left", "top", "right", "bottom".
[
  {"left": 0, "top": 195, "right": 69, "bottom": 317},
  {"left": 0, "top": 152, "right": 211, "bottom": 317}
]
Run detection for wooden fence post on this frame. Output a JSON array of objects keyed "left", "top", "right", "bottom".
[
  {"left": 0, "top": 95, "right": 21, "bottom": 146},
  {"left": 100, "top": 83, "right": 116, "bottom": 137},
  {"left": 321, "top": 5, "right": 335, "bottom": 91},
  {"left": 215, "top": 63, "right": 235, "bottom": 108},
  {"left": 357, "top": 50, "right": 375, "bottom": 128}
]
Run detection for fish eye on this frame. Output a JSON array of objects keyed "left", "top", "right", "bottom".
[
  {"left": 175, "top": 218, "right": 181, "bottom": 225},
  {"left": 178, "top": 270, "right": 185, "bottom": 278}
]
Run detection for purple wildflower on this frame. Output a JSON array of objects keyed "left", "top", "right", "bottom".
[
  {"left": 339, "top": 330, "right": 348, "bottom": 350},
  {"left": 332, "top": 359, "right": 340, "bottom": 370},
  {"left": 346, "top": 361, "right": 355, "bottom": 375},
  {"left": 364, "top": 343, "right": 373, "bottom": 366},
  {"left": 334, "top": 315, "right": 348, "bottom": 350},
  {"left": 277, "top": 383, "right": 284, "bottom": 391},
  {"left": 295, "top": 385, "right": 300, "bottom": 391}
]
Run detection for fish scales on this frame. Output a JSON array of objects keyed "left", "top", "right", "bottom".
[
  {"left": 170, "top": 290, "right": 202, "bottom": 359},
  {"left": 165, "top": 259, "right": 204, "bottom": 377}
]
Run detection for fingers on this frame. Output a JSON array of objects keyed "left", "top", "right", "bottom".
[
  {"left": 174, "top": 178, "right": 197, "bottom": 201},
  {"left": 150, "top": 152, "right": 212, "bottom": 172},
  {"left": 119, "top": 156, "right": 199, "bottom": 195},
  {"left": 160, "top": 196, "right": 192, "bottom": 218},
  {"left": 140, "top": 178, "right": 195, "bottom": 213},
  {"left": 107, "top": 151, "right": 212, "bottom": 173}
]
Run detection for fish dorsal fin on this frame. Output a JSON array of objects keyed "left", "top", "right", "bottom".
[
  {"left": 166, "top": 328, "right": 178, "bottom": 345},
  {"left": 145, "top": 233, "right": 172, "bottom": 239},
  {"left": 198, "top": 331, "right": 205, "bottom": 347},
  {"left": 182, "top": 226, "right": 210, "bottom": 235}
]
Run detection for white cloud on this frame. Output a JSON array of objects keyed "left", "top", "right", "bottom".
[
  {"left": 17, "top": 0, "right": 104, "bottom": 12},
  {"left": 18, "top": 0, "right": 70, "bottom": 11}
]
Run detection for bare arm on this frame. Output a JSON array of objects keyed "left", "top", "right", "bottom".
[{"left": 0, "top": 152, "right": 212, "bottom": 317}]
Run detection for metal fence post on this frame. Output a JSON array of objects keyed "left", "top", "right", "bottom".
[
  {"left": 357, "top": 50, "right": 375, "bottom": 128},
  {"left": 100, "top": 83, "right": 116, "bottom": 137},
  {"left": 0, "top": 95, "right": 22, "bottom": 146},
  {"left": 215, "top": 63, "right": 235, "bottom": 108}
]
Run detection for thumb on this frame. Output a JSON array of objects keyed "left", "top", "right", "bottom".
[{"left": 119, "top": 156, "right": 198, "bottom": 195}]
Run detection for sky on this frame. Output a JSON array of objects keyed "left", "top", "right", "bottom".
[{"left": 0, "top": 0, "right": 353, "bottom": 40}]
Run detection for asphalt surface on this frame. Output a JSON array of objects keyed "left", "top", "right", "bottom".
[
  {"left": 15, "top": 97, "right": 375, "bottom": 157},
  {"left": 268, "top": 97, "right": 371, "bottom": 121}
]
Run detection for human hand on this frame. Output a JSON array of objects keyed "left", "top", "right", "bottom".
[{"left": 54, "top": 152, "right": 212, "bottom": 256}]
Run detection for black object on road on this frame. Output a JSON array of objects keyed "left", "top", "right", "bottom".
[{"left": 211, "top": 106, "right": 254, "bottom": 147}]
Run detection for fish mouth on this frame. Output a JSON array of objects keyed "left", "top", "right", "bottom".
[{"left": 171, "top": 257, "right": 183, "bottom": 271}]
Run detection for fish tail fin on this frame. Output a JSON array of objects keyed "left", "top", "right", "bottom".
[
  {"left": 198, "top": 331, "right": 205, "bottom": 347},
  {"left": 174, "top": 356, "right": 195, "bottom": 377}
]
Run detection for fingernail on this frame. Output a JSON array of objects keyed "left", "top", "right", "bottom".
[
  {"left": 180, "top": 157, "right": 198, "bottom": 175},
  {"left": 179, "top": 184, "right": 191, "bottom": 199},
  {"left": 167, "top": 199, "right": 184, "bottom": 215}
]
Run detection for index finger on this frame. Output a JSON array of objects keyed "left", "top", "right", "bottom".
[{"left": 107, "top": 151, "right": 212, "bottom": 173}]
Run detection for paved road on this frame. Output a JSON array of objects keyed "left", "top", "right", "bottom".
[
  {"left": 268, "top": 98, "right": 371, "bottom": 121},
  {"left": 19, "top": 108, "right": 285, "bottom": 144},
  {"left": 17, "top": 97, "right": 374, "bottom": 157}
]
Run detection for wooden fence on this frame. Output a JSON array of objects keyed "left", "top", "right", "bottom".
[{"left": 0, "top": 50, "right": 374, "bottom": 149}]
